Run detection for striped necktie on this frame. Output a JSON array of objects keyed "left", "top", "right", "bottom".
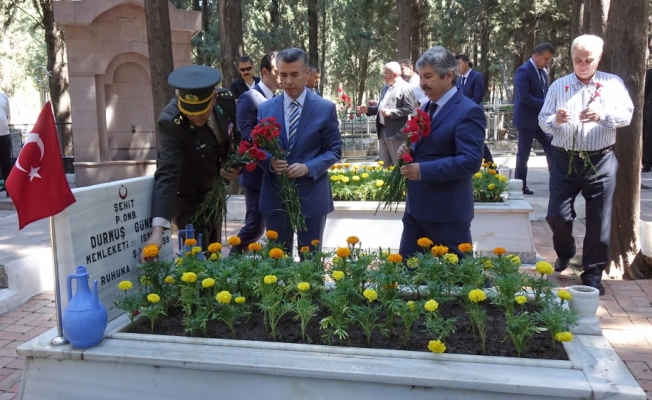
[{"left": 288, "top": 100, "right": 300, "bottom": 145}]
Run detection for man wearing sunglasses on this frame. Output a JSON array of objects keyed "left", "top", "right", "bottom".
[{"left": 229, "top": 55, "right": 261, "bottom": 100}]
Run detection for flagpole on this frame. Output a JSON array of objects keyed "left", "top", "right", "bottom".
[{"left": 49, "top": 215, "right": 68, "bottom": 346}]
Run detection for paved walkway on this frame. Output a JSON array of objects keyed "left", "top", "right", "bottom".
[{"left": 0, "top": 163, "right": 651, "bottom": 399}]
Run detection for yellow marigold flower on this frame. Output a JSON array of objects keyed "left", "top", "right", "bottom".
[
  {"left": 269, "top": 248, "right": 284, "bottom": 259},
  {"left": 488, "top": 183, "right": 495, "bottom": 190},
  {"left": 184, "top": 238, "right": 198, "bottom": 246},
  {"left": 498, "top": 175, "right": 508, "bottom": 182},
  {"left": 336, "top": 247, "right": 351, "bottom": 258},
  {"left": 417, "top": 237, "right": 433, "bottom": 248},
  {"left": 474, "top": 172, "right": 482, "bottom": 178},
  {"left": 375, "top": 179, "right": 384, "bottom": 187},
  {"left": 207, "top": 242, "right": 222, "bottom": 253},
  {"left": 346, "top": 236, "right": 360, "bottom": 245},
  {"left": 341, "top": 176, "right": 350, "bottom": 183},
  {"left": 424, "top": 299, "right": 439, "bottom": 312},
  {"left": 469, "top": 289, "right": 487, "bottom": 303},
  {"left": 369, "top": 165, "right": 376, "bottom": 171},
  {"left": 515, "top": 295, "right": 527, "bottom": 305},
  {"left": 407, "top": 300, "right": 416, "bottom": 311},
  {"left": 555, "top": 331, "right": 574, "bottom": 342},
  {"left": 352, "top": 165, "right": 359, "bottom": 171},
  {"left": 488, "top": 169, "right": 497, "bottom": 175},
  {"left": 175, "top": 258, "right": 183, "bottom": 266},
  {"left": 118, "top": 280, "right": 133, "bottom": 291},
  {"left": 378, "top": 161, "right": 384, "bottom": 166},
  {"left": 458, "top": 243, "right": 473, "bottom": 253},
  {"left": 330, "top": 175, "right": 338, "bottom": 181},
  {"left": 482, "top": 163, "right": 488, "bottom": 168},
  {"left": 482, "top": 260, "right": 493, "bottom": 269},
  {"left": 492, "top": 163, "right": 497, "bottom": 168},
  {"left": 181, "top": 272, "right": 197, "bottom": 283},
  {"left": 300, "top": 246, "right": 310, "bottom": 253},
  {"left": 216, "top": 291, "right": 232, "bottom": 304},
  {"left": 210, "top": 253, "right": 219, "bottom": 261},
  {"left": 143, "top": 244, "right": 159, "bottom": 259},
  {"left": 191, "top": 246, "right": 202, "bottom": 255},
  {"left": 507, "top": 254, "right": 521, "bottom": 266},
  {"left": 263, "top": 275, "right": 278, "bottom": 284},
  {"left": 202, "top": 278, "right": 215, "bottom": 288},
  {"left": 387, "top": 253, "right": 403, "bottom": 263},
  {"left": 227, "top": 236, "right": 241, "bottom": 246},
  {"left": 431, "top": 245, "right": 449, "bottom": 257},
  {"left": 332, "top": 270, "right": 344, "bottom": 281},
  {"left": 493, "top": 247, "right": 506, "bottom": 255},
  {"left": 344, "top": 163, "right": 350, "bottom": 168},
  {"left": 535, "top": 261, "right": 554, "bottom": 275},
  {"left": 266, "top": 230, "right": 279, "bottom": 240},
  {"left": 361, "top": 172, "right": 369, "bottom": 178},
  {"left": 248, "top": 242, "right": 262, "bottom": 252},
  {"left": 558, "top": 289, "right": 572, "bottom": 301},
  {"left": 363, "top": 289, "right": 378, "bottom": 302},
  {"left": 311, "top": 239, "right": 320, "bottom": 246},
  {"left": 297, "top": 282, "right": 310, "bottom": 292},
  {"left": 443, "top": 253, "right": 458, "bottom": 264},
  {"left": 235, "top": 296, "right": 246, "bottom": 304},
  {"left": 352, "top": 175, "right": 360, "bottom": 181},
  {"left": 428, "top": 340, "right": 446, "bottom": 354},
  {"left": 388, "top": 166, "right": 395, "bottom": 172},
  {"left": 362, "top": 165, "right": 368, "bottom": 170},
  {"left": 164, "top": 276, "right": 175, "bottom": 284},
  {"left": 140, "top": 276, "right": 152, "bottom": 286},
  {"left": 406, "top": 257, "right": 420, "bottom": 269},
  {"left": 147, "top": 293, "right": 160, "bottom": 303}
]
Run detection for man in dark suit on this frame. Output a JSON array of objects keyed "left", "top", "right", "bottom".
[
  {"left": 306, "top": 65, "right": 321, "bottom": 97},
  {"left": 141, "top": 65, "right": 241, "bottom": 260},
  {"left": 642, "top": 68, "right": 652, "bottom": 172},
  {"left": 513, "top": 42, "right": 556, "bottom": 194},
  {"left": 398, "top": 47, "right": 485, "bottom": 260},
  {"left": 257, "top": 48, "right": 341, "bottom": 254},
  {"left": 230, "top": 51, "right": 280, "bottom": 254},
  {"left": 455, "top": 54, "right": 493, "bottom": 163},
  {"left": 357, "top": 61, "right": 415, "bottom": 166},
  {"left": 229, "top": 55, "right": 261, "bottom": 100}
]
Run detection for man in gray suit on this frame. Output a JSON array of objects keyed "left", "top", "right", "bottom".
[{"left": 358, "top": 62, "right": 415, "bottom": 166}]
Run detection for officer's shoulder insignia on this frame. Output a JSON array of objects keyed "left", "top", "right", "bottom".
[
  {"left": 173, "top": 113, "right": 183, "bottom": 125},
  {"left": 216, "top": 88, "right": 234, "bottom": 99},
  {"left": 184, "top": 94, "right": 198, "bottom": 102}
]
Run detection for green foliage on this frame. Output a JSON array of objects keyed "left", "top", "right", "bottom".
[{"left": 472, "top": 163, "right": 509, "bottom": 202}]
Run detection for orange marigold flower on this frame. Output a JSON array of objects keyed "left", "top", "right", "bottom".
[
  {"left": 458, "top": 243, "right": 473, "bottom": 253},
  {"left": 269, "top": 248, "right": 284, "bottom": 259},
  {"left": 488, "top": 169, "right": 497, "bottom": 175},
  {"left": 143, "top": 244, "right": 159, "bottom": 259},
  {"left": 207, "top": 243, "right": 222, "bottom": 254},
  {"left": 493, "top": 247, "right": 506, "bottom": 255},
  {"left": 431, "top": 245, "right": 449, "bottom": 257},
  {"left": 417, "top": 237, "right": 433, "bottom": 248},
  {"left": 227, "top": 236, "right": 242, "bottom": 246},
  {"left": 300, "top": 246, "right": 310, "bottom": 253},
  {"left": 336, "top": 247, "right": 351, "bottom": 258},
  {"left": 311, "top": 239, "right": 320, "bottom": 246},
  {"left": 387, "top": 254, "right": 402, "bottom": 263},
  {"left": 184, "top": 238, "right": 198, "bottom": 246},
  {"left": 248, "top": 242, "right": 262, "bottom": 252},
  {"left": 346, "top": 236, "right": 360, "bottom": 245},
  {"left": 266, "top": 230, "right": 279, "bottom": 240}
]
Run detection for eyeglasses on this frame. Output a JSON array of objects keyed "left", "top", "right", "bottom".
[{"left": 239, "top": 66, "right": 253, "bottom": 72}]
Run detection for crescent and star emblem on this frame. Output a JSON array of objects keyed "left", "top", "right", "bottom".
[
  {"left": 15, "top": 132, "right": 45, "bottom": 182},
  {"left": 118, "top": 185, "right": 128, "bottom": 199}
]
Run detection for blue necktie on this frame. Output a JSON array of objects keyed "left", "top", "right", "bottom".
[
  {"left": 538, "top": 69, "right": 547, "bottom": 96},
  {"left": 288, "top": 100, "right": 300, "bottom": 148},
  {"left": 461, "top": 77, "right": 466, "bottom": 87}
]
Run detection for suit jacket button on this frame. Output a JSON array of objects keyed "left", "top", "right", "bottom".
[{"left": 201, "top": 155, "right": 205, "bottom": 158}]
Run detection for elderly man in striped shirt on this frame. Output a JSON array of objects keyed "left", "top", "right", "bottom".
[{"left": 538, "top": 34, "right": 633, "bottom": 295}]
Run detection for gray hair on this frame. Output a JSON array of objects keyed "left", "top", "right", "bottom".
[
  {"left": 571, "top": 35, "right": 604, "bottom": 57},
  {"left": 416, "top": 46, "right": 457, "bottom": 82},
  {"left": 384, "top": 62, "right": 401, "bottom": 76},
  {"left": 277, "top": 48, "right": 309, "bottom": 67}
]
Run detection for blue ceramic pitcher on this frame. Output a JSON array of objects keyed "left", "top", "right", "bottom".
[
  {"left": 178, "top": 224, "right": 205, "bottom": 260},
  {"left": 62, "top": 266, "right": 108, "bottom": 348}
]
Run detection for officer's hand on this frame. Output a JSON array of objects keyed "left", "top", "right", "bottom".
[
  {"left": 286, "top": 163, "right": 309, "bottom": 178},
  {"left": 271, "top": 157, "right": 288, "bottom": 174},
  {"left": 140, "top": 226, "right": 163, "bottom": 263},
  {"left": 220, "top": 166, "right": 242, "bottom": 181},
  {"left": 396, "top": 144, "right": 410, "bottom": 159},
  {"left": 400, "top": 163, "right": 421, "bottom": 181}
]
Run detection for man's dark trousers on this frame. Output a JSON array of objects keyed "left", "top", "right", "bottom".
[
  {"left": 229, "top": 187, "right": 265, "bottom": 254},
  {"left": 546, "top": 149, "right": 617, "bottom": 285},
  {"left": 399, "top": 212, "right": 472, "bottom": 260},
  {"left": 0, "top": 134, "right": 12, "bottom": 181},
  {"left": 515, "top": 126, "right": 554, "bottom": 187}
]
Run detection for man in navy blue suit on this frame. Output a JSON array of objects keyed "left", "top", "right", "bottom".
[
  {"left": 257, "top": 48, "right": 341, "bottom": 254},
  {"left": 398, "top": 47, "right": 486, "bottom": 259},
  {"left": 513, "top": 42, "right": 556, "bottom": 195},
  {"left": 230, "top": 51, "right": 280, "bottom": 254}
]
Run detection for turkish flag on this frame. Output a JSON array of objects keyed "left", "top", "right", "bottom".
[{"left": 6, "top": 102, "right": 76, "bottom": 229}]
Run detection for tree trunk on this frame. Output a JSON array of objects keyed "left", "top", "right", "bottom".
[
  {"left": 307, "top": 0, "right": 318, "bottom": 67},
  {"left": 319, "top": 0, "right": 327, "bottom": 95},
  {"left": 571, "top": 0, "right": 584, "bottom": 40},
  {"left": 143, "top": 0, "right": 175, "bottom": 126},
  {"left": 40, "top": 0, "right": 72, "bottom": 156},
  {"left": 410, "top": 0, "right": 421, "bottom": 62},
  {"left": 582, "top": 0, "right": 591, "bottom": 33},
  {"left": 589, "top": 0, "right": 609, "bottom": 37},
  {"left": 357, "top": 48, "right": 370, "bottom": 107},
  {"left": 218, "top": 0, "right": 243, "bottom": 90},
  {"left": 397, "top": 0, "right": 411, "bottom": 59},
  {"left": 605, "top": 0, "right": 650, "bottom": 279}
]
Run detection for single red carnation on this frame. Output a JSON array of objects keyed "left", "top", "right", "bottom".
[
  {"left": 593, "top": 91, "right": 601, "bottom": 98},
  {"left": 409, "top": 133, "right": 420, "bottom": 143},
  {"left": 402, "top": 153, "right": 414, "bottom": 163},
  {"left": 595, "top": 82, "right": 603, "bottom": 88},
  {"left": 238, "top": 140, "right": 252, "bottom": 155},
  {"left": 245, "top": 162, "right": 257, "bottom": 172}
]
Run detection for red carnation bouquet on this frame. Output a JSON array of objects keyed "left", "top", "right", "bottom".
[
  {"left": 336, "top": 87, "right": 353, "bottom": 121},
  {"left": 251, "top": 117, "right": 306, "bottom": 232},
  {"left": 376, "top": 109, "right": 431, "bottom": 213}
]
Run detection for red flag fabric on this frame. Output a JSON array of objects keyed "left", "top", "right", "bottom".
[{"left": 6, "top": 102, "right": 76, "bottom": 229}]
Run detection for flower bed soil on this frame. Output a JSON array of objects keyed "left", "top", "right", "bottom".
[{"left": 132, "top": 300, "right": 568, "bottom": 360}]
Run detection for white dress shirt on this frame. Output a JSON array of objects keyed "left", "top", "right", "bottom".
[
  {"left": 538, "top": 71, "right": 634, "bottom": 151},
  {"left": 408, "top": 74, "right": 426, "bottom": 105},
  {"left": 258, "top": 81, "right": 275, "bottom": 100},
  {"left": 0, "top": 93, "right": 10, "bottom": 136}
]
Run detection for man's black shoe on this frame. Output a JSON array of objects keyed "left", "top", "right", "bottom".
[
  {"left": 584, "top": 281, "right": 605, "bottom": 295},
  {"left": 554, "top": 258, "right": 571, "bottom": 272},
  {"left": 522, "top": 186, "right": 534, "bottom": 195},
  {"left": 642, "top": 166, "right": 652, "bottom": 173}
]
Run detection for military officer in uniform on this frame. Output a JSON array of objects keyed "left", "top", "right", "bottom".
[{"left": 140, "top": 65, "right": 241, "bottom": 260}]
